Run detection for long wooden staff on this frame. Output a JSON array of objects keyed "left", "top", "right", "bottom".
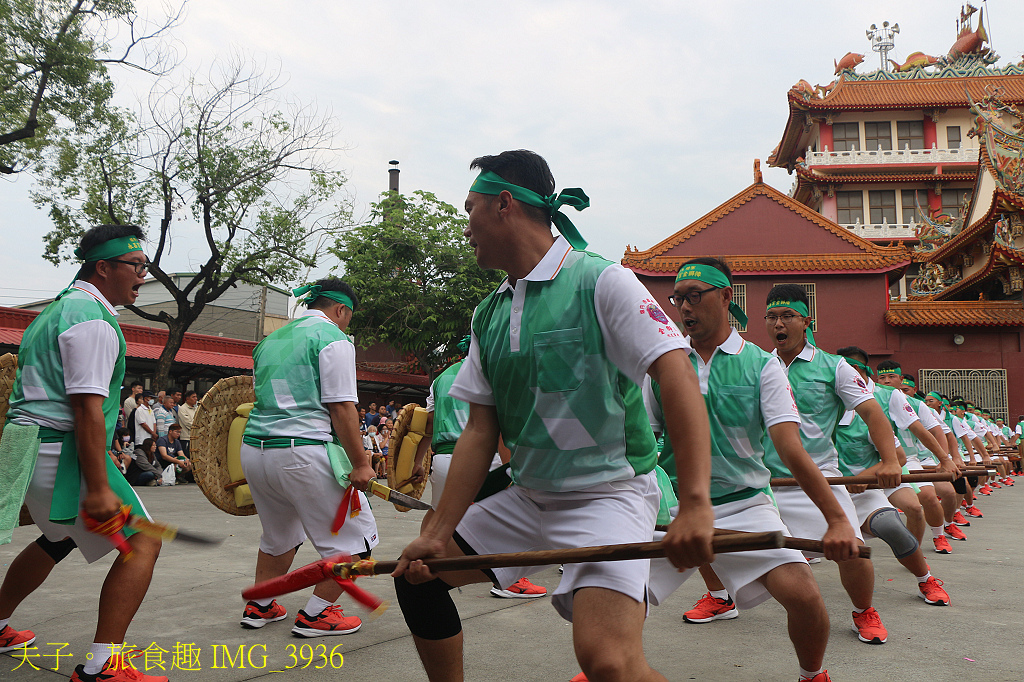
[
  {"left": 242, "top": 532, "right": 784, "bottom": 601},
  {"left": 650, "top": 527, "right": 873, "bottom": 560},
  {"left": 769, "top": 471, "right": 954, "bottom": 488}
]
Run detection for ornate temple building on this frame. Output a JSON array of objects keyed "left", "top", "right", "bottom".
[{"left": 624, "top": 5, "right": 1024, "bottom": 419}]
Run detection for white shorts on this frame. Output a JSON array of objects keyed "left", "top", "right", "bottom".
[
  {"left": 241, "top": 442, "right": 379, "bottom": 558},
  {"left": 455, "top": 471, "right": 659, "bottom": 622},
  {"left": 430, "top": 452, "right": 503, "bottom": 507},
  {"left": 849, "top": 489, "right": 893, "bottom": 527},
  {"left": 904, "top": 457, "right": 934, "bottom": 489},
  {"left": 772, "top": 468, "right": 864, "bottom": 557},
  {"left": 25, "top": 443, "right": 152, "bottom": 564},
  {"left": 648, "top": 493, "right": 806, "bottom": 610}
]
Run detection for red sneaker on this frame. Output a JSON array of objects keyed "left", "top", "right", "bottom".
[
  {"left": 933, "top": 535, "right": 953, "bottom": 554},
  {"left": 851, "top": 607, "right": 887, "bottom": 644},
  {"left": 569, "top": 674, "right": 589, "bottom": 682},
  {"left": 71, "top": 651, "right": 168, "bottom": 682},
  {"left": 683, "top": 592, "right": 738, "bottom": 623},
  {"left": 291, "top": 605, "right": 362, "bottom": 637},
  {"left": 0, "top": 624, "right": 35, "bottom": 654},
  {"left": 944, "top": 524, "right": 967, "bottom": 541},
  {"left": 803, "top": 672, "right": 832, "bottom": 682},
  {"left": 989, "top": 481, "right": 1002, "bottom": 489},
  {"left": 952, "top": 511, "right": 970, "bottom": 527},
  {"left": 964, "top": 505, "right": 984, "bottom": 518},
  {"left": 240, "top": 599, "right": 288, "bottom": 628},
  {"left": 918, "top": 576, "right": 950, "bottom": 605},
  {"left": 490, "top": 577, "right": 548, "bottom": 599},
  {"left": 1002, "top": 477, "right": 1014, "bottom": 486}
]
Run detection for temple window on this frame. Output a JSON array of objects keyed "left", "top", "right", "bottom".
[
  {"left": 864, "top": 121, "right": 893, "bottom": 151},
  {"left": 832, "top": 122, "right": 859, "bottom": 151},
  {"left": 901, "top": 189, "right": 929, "bottom": 223},
  {"left": 896, "top": 121, "right": 926, "bottom": 150},
  {"left": 946, "top": 126, "right": 962, "bottom": 148},
  {"left": 836, "top": 191, "right": 864, "bottom": 224},
  {"left": 729, "top": 283, "right": 747, "bottom": 332},
  {"left": 869, "top": 190, "right": 898, "bottom": 224},
  {"left": 941, "top": 188, "right": 971, "bottom": 218}
]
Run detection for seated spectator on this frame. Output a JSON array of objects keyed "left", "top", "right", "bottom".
[
  {"left": 109, "top": 427, "right": 133, "bottom": 474},
  {"left": 365, "top": 425, "right": 385, "bottom": 478},
  {"left": 157, "top": 424, "right": 193, "bottom": 483},
  {"left": 126, "top": 438, "right": 163, "bottom": 487}
]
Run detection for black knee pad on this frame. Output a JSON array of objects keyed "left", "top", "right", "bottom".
[
  {"left": 967, "top": 476, "right": 978, "bottom": 488},
  {"left": 868, "top": 508, "right": 919, "bottom": 559},
  {"left": 952, "top": 476, "right": 968, "bottom": 494},
  {"left": 394, "top": 576, "right": 462, "bottom": 640},
  {"left": 34, "top": 535, "right": 77, "bottom": 563}
]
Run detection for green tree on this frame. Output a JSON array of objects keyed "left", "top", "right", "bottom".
[
  {"left": 0, "top": 0, "right": 180, "bottom": 174},
  {"left": 33, "top": 60, "right": 350, "bottom": 388},
  {"left": 333, "top": 190, "right": 504, "bottom": 379}
]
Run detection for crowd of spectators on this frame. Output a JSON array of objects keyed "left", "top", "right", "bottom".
[{"left": 111, "top": 385, "right": 408, "bottom": 487}]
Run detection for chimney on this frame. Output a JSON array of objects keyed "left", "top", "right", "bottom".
[{"left": 388, "top": 160, "right": 400, "bottom": 192}]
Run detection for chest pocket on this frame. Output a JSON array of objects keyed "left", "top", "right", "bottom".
[
  {"left": 795, "top": 381, "right": 828, "bottom": 415},
  {"left": 713, "top": 385, "right": 757, "bottom": 428},
  {"left": 534, "top": 327, "right": 584, "bottom": 393}
]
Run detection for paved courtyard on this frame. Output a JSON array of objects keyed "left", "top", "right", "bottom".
[{"left": 2, "top": 482, "right": 1021, "bottom": 681}]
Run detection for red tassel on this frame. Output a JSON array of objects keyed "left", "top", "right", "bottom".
[
  {"left": 331, "top": 486, "right": 355, "bottom": 534},
  {"left": 82, "top": 505, "right": 134, "bottom": 560},
  {"left": 334, "top": 576, "right": 386, "bottom": 614}
]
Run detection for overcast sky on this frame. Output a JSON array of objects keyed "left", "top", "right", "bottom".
[{"left": 2, "top": 0, "right": 1022, "bottom": 307}]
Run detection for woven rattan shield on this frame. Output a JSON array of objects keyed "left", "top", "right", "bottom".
[{"left": 191, "top": 375, "right": 258, "bottom": 516}]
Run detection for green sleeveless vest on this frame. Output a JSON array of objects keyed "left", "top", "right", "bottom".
[{"left": 431, "top": 361, "right": 469, "bottom": 455}]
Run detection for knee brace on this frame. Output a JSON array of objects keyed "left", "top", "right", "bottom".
[
  {"left": 952, "top": 476, "right": 968, "bottom": 495},
  {"left": 394, "top": 576, "right": 462, "bottom": 640},
  {"left": 34, "top": 535, "right": 77, "bottom": 563},
  {"left": 868, "top": 508, "right": 919, "bottom": 559}
]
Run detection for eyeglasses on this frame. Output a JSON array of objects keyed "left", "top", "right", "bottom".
[
  {"left": 764, "top": 313, "right": 802, "bottom": 323},
  {"left": 668, "top": 286, "right": 718, "bottom": 307},
  {"left": 105, "top": 258, "right": 150, "bottom": 276}
]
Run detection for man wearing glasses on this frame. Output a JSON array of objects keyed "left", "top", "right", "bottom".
[
  {"left": 761, "top": 284, "right": 903, "bottom": 646},
  {"left": 647, "top": 257, "right": 859, "bottom": 682},
  {"left": 0, "top": 225, "right": 167, "bottom": 682}
]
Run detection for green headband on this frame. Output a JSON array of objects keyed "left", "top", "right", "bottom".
[
  {"left": 942, "top": 398, "right": 950, "bottom": 406},
  {"left": 877, "top": 367, "right": 901, "bottom": 376},
  {"left": 470, "top": 170, "right": 590, "bottom": 250},
  {"left": 902, "top": 377, "right": 915, "bottom": 388},
  {"left": 456, "top": 334, "right": 471, "bottom": 355},
  {"left": 674, "top": 263, "right": 748, "bottom": 327},
  {"left": 293, "top": 284, "right": 355, "bottom": 311},
  {"left": 765, "top": 298, "right": 814, "bottom": 345},
  {"left": 926, "top": 391, "right": 943, "bottom": 401},
  {"left": 73, "top": 236, "right": 144, "bottom": 262},
  {"left": 843, "top": 357, "right": 874, "bottom": 376}
]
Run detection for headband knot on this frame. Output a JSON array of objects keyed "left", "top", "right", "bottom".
[
  {"left": 293, "top": 283, "right": 355, "bottom": 311},
  {"left": 470, "top": 171, "right": 590, "bottom": 250}
]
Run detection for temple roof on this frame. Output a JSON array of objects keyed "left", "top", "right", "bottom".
[
  {"left": 621, "top": 165, "right": 911, "bottom": 276},
  {"left": 885, "top": 299, "right": 1024, "bottom": 326}
]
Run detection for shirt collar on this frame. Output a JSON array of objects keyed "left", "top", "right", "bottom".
[
  {"left": 301, "top": 308, "right": 333, "bottom": 324},
  {"left": 72, "top": 280, "right": 118, "bottom": 316},
  {"left": 770, "top": 340, "right": 815, "bottom": 363},
  {"left": 718, "top": 328, "right": 745, "bottom": 355},
  {"left": 496, "top": 236, "right": 573, "bottom": 294}
]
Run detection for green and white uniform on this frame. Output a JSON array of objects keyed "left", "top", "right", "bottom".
[
  {"left": 767, "top": 343, "right": 874, "bottom": 544},
  {"left": 240, "top": 309, "right": 378, "bottom": 557},
  {"left": 6, "top": 281, "right": 146, "bottom": 563},
  {"left": 448, "top": 237, "right": 686, "bottom": 622},
  {"left": 645, "top": 330, "right": 807, "bottom": 610}
]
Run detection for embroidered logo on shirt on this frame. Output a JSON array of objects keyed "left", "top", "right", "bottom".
[
  {"left": 855, "top": 378, "right": 867, "bottom": 390},
  {"left": 646, "top": 303, "right": 669, "bottom": 324},
  {"left": 904, "top": 403, "right": 915, "bottom": 414}
]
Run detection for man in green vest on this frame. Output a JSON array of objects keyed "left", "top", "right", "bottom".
[
  {"left": 762, "top": 284, "right": 902, "bottom": 646},
  {"left": 646, "top": 257, "right": 859, "bottom": 682},
  {"left": 239, "top": 277, "right": 378, "bottom": 638},
  {"left": 0, "top": 225, "right": 165, "bottom": 682},
  {"left": 392, "top": 150, "right": 714, "bottom": 682},
  {"left": 410, "top": 338, "right": 547, "bottom": 599}
]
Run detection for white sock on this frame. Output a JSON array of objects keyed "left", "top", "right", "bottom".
[
  {"left": 852, "top": 607, "right": 867, "bottom": 614},
  {"left": 709, "top": 589, "right": 730, "bottom": 601},
  {"left": 303, "top": 595, "right": 333, "bottom": 616},
  {"left": 930, "top": 526, "right": 945, "bottom": 538},
  {"left": 84, "top": 643, "right": 120, "bottom": 675},
  {"left": 800, "top": 667, "right": 824, "bottom": 680},
  {"left": 916, "top": 571, "right": 932, "bottom": 584},
  {"left": 254, "top": 597, "right": 274, "bottom": 607},
  {"left": 0, "top": 618, "right": 9, "bottom": 631}
]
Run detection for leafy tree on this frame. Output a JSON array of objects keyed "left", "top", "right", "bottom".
[
  {"left": 0, "top": 0, "right": 180, "bottom": 174},
  {"left": 333, "top": 190, "right": 505, "bottom": 379},
  {"left": 33, "top": 59, "right": 351, "bottom": 387}
]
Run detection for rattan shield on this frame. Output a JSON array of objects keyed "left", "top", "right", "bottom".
[
  {"left": 191, "top": 375, "right": 258, "bottom": 516},
  {"left": 0, "top": 353, "right": 33, "bottom": 526},
  {"left": 387, "top": 403, "right": 431, "bottom": 512}
]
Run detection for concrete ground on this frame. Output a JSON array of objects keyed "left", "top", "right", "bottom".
[{"left": 1, "top": 479, "right": 1021, "bottom": 681}]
